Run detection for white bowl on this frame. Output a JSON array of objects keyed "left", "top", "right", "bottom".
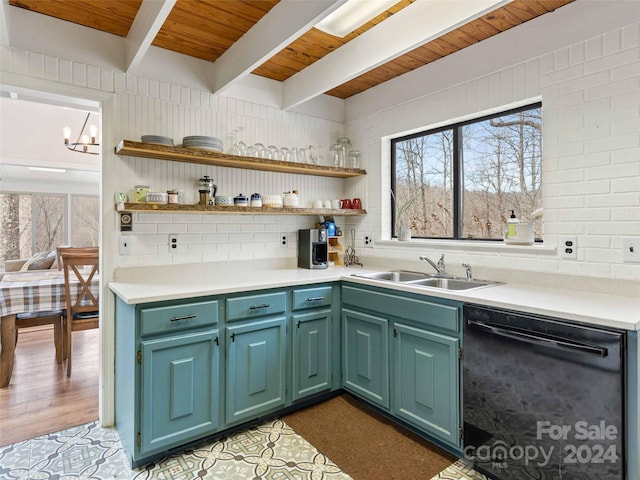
[{"left": 214, "top": 196, "right": 234, "bottom": 206}]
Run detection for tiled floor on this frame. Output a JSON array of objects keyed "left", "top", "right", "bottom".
[{"left": 0, "top": 420, "right": 486, "bottom": 480}]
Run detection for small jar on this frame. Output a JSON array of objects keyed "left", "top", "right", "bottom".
[
  {"left": 234, "top": 193, "right": 248, "bottom": 207},
  {"left": 167, "top": 189, "right": 179, "bottom": 204},
  {"left": 134, "top": 185, "right": 150, "bottom": 203},
  {"left": 250, "top": 193, "right": 262, "bottom": 207}
]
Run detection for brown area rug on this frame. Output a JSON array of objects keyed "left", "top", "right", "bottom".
[{"left": 283, "top": 394, "right": 457, "bottom": 480}]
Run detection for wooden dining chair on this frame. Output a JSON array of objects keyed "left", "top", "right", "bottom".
[
  {"left": 61, "top": 252, "right": 99, "bottom": 377},
  {"left": 56, "top": 246, "right": 99, "bottom": 270},
  {"left": 15, "top": 311, "right": 64, "bottom": 364}
]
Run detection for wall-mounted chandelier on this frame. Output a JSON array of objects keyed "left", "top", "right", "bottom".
[{"left": 63, "top": 112, "right": 100, "bottom": 155}]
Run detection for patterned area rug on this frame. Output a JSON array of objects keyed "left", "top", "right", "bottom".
[{"left": 0, "top": 419, "right": 488, "bottom": 479}]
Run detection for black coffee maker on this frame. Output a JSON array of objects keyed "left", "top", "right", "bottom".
[{"left": 298, "top": 229, "right": 328, "bottom": 269}]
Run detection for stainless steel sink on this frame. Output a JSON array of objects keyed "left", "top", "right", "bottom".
[
  {"left": 352, "top": 270, "right": 499, "bottom": 291},
  {"left": 405, "top": 277, "right": 495, "bottom": 290},
  {"left": 352, "top": 270, "right": 428, "bottom": 282}
]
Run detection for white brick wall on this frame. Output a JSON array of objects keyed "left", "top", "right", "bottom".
[{"left": 346, "top": 22, "right": 640, "bottom": 280}]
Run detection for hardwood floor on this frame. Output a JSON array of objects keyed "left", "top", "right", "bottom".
[{"left": 0, "top": 326, "right": 99, "bottom": 447}]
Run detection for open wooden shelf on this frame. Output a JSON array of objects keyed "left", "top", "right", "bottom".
[
  {"left": 116, "top": 203, "right": 367, "bottom": 216},
  {"left": 115, "top": 140, "right": 367, "bottom": 178}
]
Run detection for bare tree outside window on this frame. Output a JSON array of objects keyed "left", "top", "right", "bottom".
[
  {"left": 392, "top": 103, "right": 542, "bottom": 241},
  {"left": 73, "top": 195, "right": 99, "bottom": 246},
  {"left": 0, "top": 192, "right": 97, "bottom": 267}
]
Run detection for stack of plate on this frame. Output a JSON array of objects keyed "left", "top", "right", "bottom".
[
  {"left": 141, "top": 135, "right": 173, "bottom": 146},
  {"left": 183, "top": 136, "right": 223, "bottom": 152}
]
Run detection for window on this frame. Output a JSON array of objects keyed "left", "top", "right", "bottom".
[
  {"left": 72, "top": 195, "right": 100, "bottom": 247},
  {"left": 0, "top": 193, "right": 99, "bottom": 267},
  {"left": 391, "top": 103, "right": 542, "bottom": 240}
]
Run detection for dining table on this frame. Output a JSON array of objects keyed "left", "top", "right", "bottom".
[{"left": 0, "top": 269, "right": 100, "bottom": 387}]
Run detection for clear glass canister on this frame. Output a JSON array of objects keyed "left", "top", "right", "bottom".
[
  {"left": 348, "top": 150, "right": 361, "bottom": 168},
  {"left": 330, "top": 144, "right": 345, "bottom": 167}
]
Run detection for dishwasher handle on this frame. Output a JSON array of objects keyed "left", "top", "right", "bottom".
[{"left": 467, "top": 320, "right": 609, "bottom": 358}]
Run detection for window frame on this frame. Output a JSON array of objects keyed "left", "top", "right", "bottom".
[{"left": 390, "top": 101, "right": 542, "bottom": 241}]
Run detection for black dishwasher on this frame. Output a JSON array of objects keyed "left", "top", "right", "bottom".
[{"left": 463, "top": 304, "right": 625, "bottom": 480}]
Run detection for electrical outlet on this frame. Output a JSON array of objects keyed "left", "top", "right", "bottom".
[
  {"left": 622, "top": 238, "right": 640, "bottom": 263},
  {"left": 119, "top": 236, "right": 131, "bottom": 255},
  {"left": 168, "top": 234, "right": 179, "bottom": 253},
  {"left": 280, "top": 233, "right": 288, "bottom": 248},
  {"left": 559, "top": 236, "right": 577, "bottom": 259},
  {"left": 364, "top": 234, "right": 374, "bottom": 247}
]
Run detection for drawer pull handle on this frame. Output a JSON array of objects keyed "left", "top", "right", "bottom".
[
  {"left": 170, "top": 314, "right": 197, "bottom": 322},
  {"left": 249, "top": 304, "right": 270, "bottom": 310},
  {"left": 307, "top": 296, "right": 325, "bottom": 302}
]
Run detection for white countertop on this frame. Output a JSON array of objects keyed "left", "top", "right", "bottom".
[{"left": 109, "top": 264, "right": 640, "bottom": 331}]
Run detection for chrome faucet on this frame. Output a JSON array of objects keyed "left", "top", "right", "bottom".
[
  {"left": 462, "top": 263, "right": 472, "bottom": 281},
  {"left": 420, "top": 254, "right": 446, "bottom": 277}
]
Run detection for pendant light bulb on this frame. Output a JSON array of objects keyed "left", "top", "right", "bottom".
[
  {"left": 63, "top": 126, "right": 71, "bottom": 144},
  {"left": 89, "top": 124, "right": 98, "bottom": 142}
]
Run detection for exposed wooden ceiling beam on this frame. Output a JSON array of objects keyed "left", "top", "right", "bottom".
[
  {"left": 125, "top": 0, "right": 176, "bottom": 72},
  {"left": 212, "top": 0, "right": 347, "bottom": 95},
  {"left": 282, "top": 0, "right": 510, "bottom": 109}
]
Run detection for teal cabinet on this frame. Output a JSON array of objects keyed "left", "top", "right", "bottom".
[
  {"left": 394, "top": 322, "right": 459, "bottom": 446},
  {"left": 341, "top": 284, "right": 462, "bottom": 449},
  {"left": 342, "top": 308, "right": 389, "bottom": 409},
  {"left": 226, "top": 317, "right": 286, "bottom": 424},
  {"left": 292, "top": 309, "right": 331, "bottom": 401},
  {"left": 115, "top": 296, "right": 221, "bottom": 466},
  {"left": 140, "top": 330, "right": 220, "bottom": 455}
]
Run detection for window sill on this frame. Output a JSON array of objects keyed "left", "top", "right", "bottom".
[{"left": 375, "top": 239, "right": 557, "bottom": 255}]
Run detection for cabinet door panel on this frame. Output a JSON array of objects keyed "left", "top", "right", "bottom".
[
  {"left": 140, "top": 330, "right": 219, "bottom": 455},
  {"left": 292, "top": 310, "right": 331, "bottom": 401},
  {"left": 226, "top": 318, "right": 286, "bottom": 424},
  {"left": 394, "top": 322, "right": 459, "bottom": 446},
  {"left": 342, "top": 308, "right": 389, "bottom": 409}
]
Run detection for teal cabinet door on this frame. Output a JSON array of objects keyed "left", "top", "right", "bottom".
[
  {"left": 394, "top": 322, "right": 460, "bottom": 446},
  {"left": 342, "top": 308, "right": 389, "bottom": 409},
  {"left": 292, "top": 309, "right": 331, "bottom": 401},
  {"left": 226, "top": 317, "right": 286, "bottom": 424},
  {"left": 140, "top": 329, "right": 220, "bottom": 455}
]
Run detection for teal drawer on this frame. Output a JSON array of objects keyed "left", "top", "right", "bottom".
[
  {"left": 140, "top": 300, "right": 218, "bottom": 337},
  {"left": 342, "top": 285, "right": 459, "bottom": 334},
  {"left": 226, "top": 291, "right": 287, "bottom": 322},
  {"left": 292, "top": 286, "right": 333, "bottom": 311}
]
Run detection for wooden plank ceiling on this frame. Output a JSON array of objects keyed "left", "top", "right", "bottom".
[{"left": 9, "top": 0, "right": 574, "bottom": 100}]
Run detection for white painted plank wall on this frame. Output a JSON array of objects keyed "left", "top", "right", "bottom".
[{"left": 0, "top": 45, "right": 351, "bottom": 267}]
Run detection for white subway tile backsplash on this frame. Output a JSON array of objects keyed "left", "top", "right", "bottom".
[
  {"left": 132, "top": 223, "right": 157, "bottom": 234},
  {"left": 186, "top": 223, "right": 217, "bottom": 233},
  {"left": 158, "top": 223, "right": 187, "bottom": 233}
]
